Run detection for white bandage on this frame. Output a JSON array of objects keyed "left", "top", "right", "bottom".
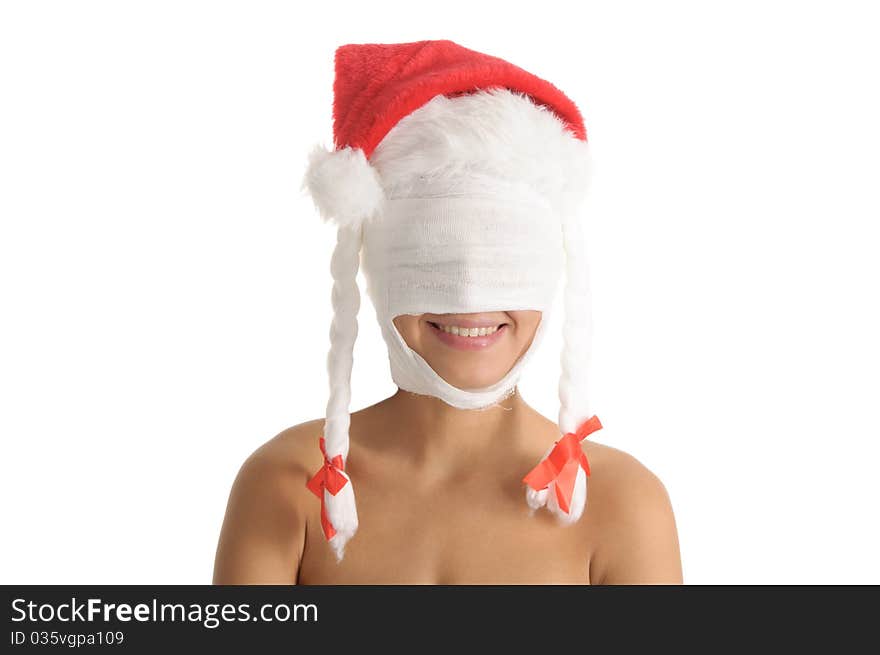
[{"left": 361, "top": 186, "right": 564, "bottom": 409}]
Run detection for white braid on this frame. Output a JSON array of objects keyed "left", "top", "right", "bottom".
[
  {"left": 322, "top": 225, "right": 361, "bottom": 560},
  {"left": 554, "top": 213, "right": 593, "bottom": 524},
  {"left": 525, "top": 141, "right": 594, "bottom": 523},
  {"left": 525, "top": 215, "right": 593, "bottom": 524},
  {"left": 558, "top": 213, "right": 593, "bottom": 435}
]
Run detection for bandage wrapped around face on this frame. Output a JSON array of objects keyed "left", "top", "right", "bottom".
[
  {"left": 362, "top": 190, "right": 563, "bottom": 409},
  {"left": 361, "top": 91, "right": 576, "bottom": 409},
  {"left": 300, "top": 40, "right": 597, "bottom": 560}
]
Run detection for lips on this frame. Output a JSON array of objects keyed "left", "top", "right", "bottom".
[{"left": 427, "top": 321, "right": 508, "bottom": 351}]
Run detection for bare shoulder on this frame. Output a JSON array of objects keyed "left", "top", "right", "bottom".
[
  {"left": 247, "top": 418, "right": 326, "bottom": 477},
  {"left": 582, "top": 440, "right": 683, "bottom": 585},
  {"left": 212, "top": 419, "right": 325, "bottom": 584},
  {"left": 583, "top": 441, "right": 674, "bottom": 514}
]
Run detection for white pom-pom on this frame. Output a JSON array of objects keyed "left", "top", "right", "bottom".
[
  {"left": 324, "top": 470, "right": 359, "bottom": 562},
  {"left": 301, "top": 144, "right": 386, "bottom": 229}
]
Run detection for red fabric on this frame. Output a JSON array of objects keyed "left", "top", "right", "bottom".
[
  {"left": 522, "top": 415, "right": 603, "bottom": 514},
  {"left": 331, "top": 39, "right": 587, "bottom": 159},
  {"left": 305, "top": 437, "right": 349, "bottom": 540}
]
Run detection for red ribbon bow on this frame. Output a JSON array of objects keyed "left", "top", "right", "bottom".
[
  {"left": 305, "top": 436, "right": 349, "bottom": 540},
  {"left": 522, "top": 415, "right": 602, "bottom": 514}
]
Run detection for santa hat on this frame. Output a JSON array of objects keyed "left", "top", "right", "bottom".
[{"left": 300, "top": 39, "right": 602, "bottom": 561}]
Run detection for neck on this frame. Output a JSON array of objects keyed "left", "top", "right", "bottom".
[{"left": 378, "top": 386, "right": 531, "bottom": 465}]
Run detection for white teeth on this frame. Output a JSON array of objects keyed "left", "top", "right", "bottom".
[{"left": 437, "top": 324, "right": 500, "bottom": 337}]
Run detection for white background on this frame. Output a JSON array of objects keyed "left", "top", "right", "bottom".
[{"left": 1, "top": 1, "right": 878, "bottom": 584}]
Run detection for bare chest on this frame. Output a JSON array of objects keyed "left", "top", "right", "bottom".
[{"left": 297, "top": 464, "right": 594, "bottom": 584}]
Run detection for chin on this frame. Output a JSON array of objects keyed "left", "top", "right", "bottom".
[{"left": 436, "top": 364, "right": 510, "bottom": 390}]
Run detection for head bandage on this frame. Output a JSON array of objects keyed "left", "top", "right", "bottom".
[{"left": 362, "top": 187, "right": 563, "bottom": 410}]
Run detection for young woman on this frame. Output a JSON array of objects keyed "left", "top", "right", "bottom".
[{"left": 213, "top": 40, "right": 682, "bottom": 585}]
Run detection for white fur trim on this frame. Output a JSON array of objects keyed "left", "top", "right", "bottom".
[
  {"left": 301, "top": 144, "right": 385, "bottom": 229},
  {"left": 324, "top": 469, "right": 358, "bottom": 561},
  {"left": 370, "top": 87, "right": 591, "bottom": 215}
]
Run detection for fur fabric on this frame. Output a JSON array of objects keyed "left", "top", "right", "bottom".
[
  {"left": 371, "top": 86, "right": 590, "bottom": 214},
  {"left": 332, "top": 39, "right": 586, "bottom": 158},
  {"left": 300, "top": 144, "right": 385, "bottom": 229}
]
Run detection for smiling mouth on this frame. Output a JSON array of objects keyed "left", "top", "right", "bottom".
[
  {"left": 426, "top": 321, "right": 508, "bottom": 337},
  {"left": 426, "top": 320, "right": 509, "bottom": 351}
]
